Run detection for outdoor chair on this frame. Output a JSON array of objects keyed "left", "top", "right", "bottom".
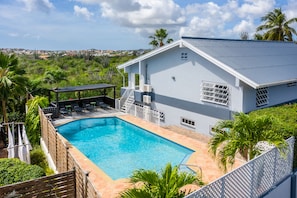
[
  {"left": 98, "top": 101, "right": 109, "bottom": 109},
  {"left": 60, "top": 108, "right": 70, "bottom": 116},
  {"left": 74, "top": 105, "right": 83, "bottom": 113},
  {"left": 85, "top": 104, "right": 95, "bottom": 111}
]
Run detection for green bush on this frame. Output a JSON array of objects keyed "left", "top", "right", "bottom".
[
  {"left": 0, "top": 158, "right": 45, "bottom": 186},
  {"left": 30, "top": 146, "right": 54, "bottom": 175},
  {"left": 249, "top": 103, "right": 297, "bottom": 169}
]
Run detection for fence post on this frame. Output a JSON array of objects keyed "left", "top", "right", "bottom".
[
  {"left": 250, "top": 160, "right": 255, "bottom": 198},
  {"left": 66, "top": 145, "right": 69, "bottom": 171},
  {"left": 273, "top": 148, "right": 278, "bottom": 185},
  {"left": 83, "top": 171, "right": 90, "bottom": 198},
  {"left": 55, "top": 130, "right": 58, "bottom": 172}
]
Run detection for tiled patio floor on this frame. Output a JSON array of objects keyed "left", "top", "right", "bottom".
[{"left": 53, "top": 110, "right": 245, "bottom": 198}]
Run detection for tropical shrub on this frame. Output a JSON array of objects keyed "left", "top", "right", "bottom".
[
  {"left": 209, "top": 113, "right": 287, "bottom": 171},
  {"left": 25, "top": 96, "right": 48, "bottom": 145},
  {"left": 30, "top": 146, "right": 54, "bottom": 175},
  {"left": 0, "top": 158, "right": 45, "bottom": 186},
  {"left": 249, "top": 103, "right": 297, "bottom": 169},
  {"left": 120, "top": 163, "right": 203, "bottom": 198}
]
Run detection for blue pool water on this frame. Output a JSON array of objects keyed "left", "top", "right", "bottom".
[{"left": 57, "top": 117, "right": 194, "bottom": 180}]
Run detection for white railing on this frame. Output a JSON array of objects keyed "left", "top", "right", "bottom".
[
  {"left": 185, "top": 137, "right": 295, "bottom": 198},
  {"left": 125, "top": 103, "right": 161, "bottom": 126},
  {"left": 116, "top": 87, "right": 134, "bottom": 111}
]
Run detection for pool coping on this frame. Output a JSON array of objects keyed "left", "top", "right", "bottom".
[{"left": 53, "top": 114, "right": 245, "bottom": 197}]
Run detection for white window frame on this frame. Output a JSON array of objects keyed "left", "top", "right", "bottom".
[
  {"left": 181, "top": 117, "right": 196, "bottom": 128},
  {"left": 201, "top": 81, "right": 230, "bottom": 106},
  {"left": 256, "top": 87, "right": 269, "bottom": 107}
]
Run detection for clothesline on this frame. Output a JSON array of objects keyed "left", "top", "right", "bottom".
[{"left": 1, "top": 123, "right": 32, "bottom": 164}]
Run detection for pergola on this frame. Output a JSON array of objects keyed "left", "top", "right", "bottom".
[{"left": 49, "top": 83, "right": 116, "bottom": 109}]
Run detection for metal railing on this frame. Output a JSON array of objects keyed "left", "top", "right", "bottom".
[
  {"left": 185, "top": 137, "right": 295, "bottom": 198},
  {"left": 117, "top": 88, "right": 134, "bottom": 111}
]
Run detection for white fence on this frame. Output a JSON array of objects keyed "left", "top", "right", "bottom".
[
  {"left": 116, "top": 98, "right": 162, "bottom": 125},
  {"left": 186, "top": 137, "right": 295, "bottom": 198}
]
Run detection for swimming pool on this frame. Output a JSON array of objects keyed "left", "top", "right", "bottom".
[{"left": 57, "top": 117, "right": 194, "bottom": 180}]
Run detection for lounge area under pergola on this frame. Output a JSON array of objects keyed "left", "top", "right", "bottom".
[{"left": 44, "top": 83, "right": 116, "bottom": 118}]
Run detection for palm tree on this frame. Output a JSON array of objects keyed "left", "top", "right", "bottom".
[
  {"left": 0, "top": 52, "right": 28, "bottom": 123},
  {"left": 120, "top": 163, "right": 203, "bottom": 198},
  {"left": 149, "top": 28, "right": 173, "bottom": 48},
  {"left": 256, "top": 8, "right": 297, "bottom": 41},
  {"left": 209, "top": 113, "right": 287, "bottom": 172},
  {"left": 43, "top": 70, "right": 67, "bottom": 88}
]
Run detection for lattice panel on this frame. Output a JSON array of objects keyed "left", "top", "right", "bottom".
[
  {"left": 256, "top": 87, "right": 269, "bottom": 107},
  {"left": 186, "top": 137, "right": 294, "bottom": 198}
]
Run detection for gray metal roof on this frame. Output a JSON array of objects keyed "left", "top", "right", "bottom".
[
  {"left": 117, "top": 37, "right": 297, "bottom": 88},
  {"left": 182, "top": 37, "right": 297, "bottom": 88}
]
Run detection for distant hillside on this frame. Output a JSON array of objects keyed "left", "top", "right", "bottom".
[{"left": 17, "top": 52, "right": 140, "bottom": 99}]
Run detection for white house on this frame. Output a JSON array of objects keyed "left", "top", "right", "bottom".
[{"left": 117, "top": 37, "right": 297, "bottom": 135}]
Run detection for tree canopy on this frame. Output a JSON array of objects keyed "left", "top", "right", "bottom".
[
  {"left": 149, "top": 29, "right": 173, "bottom": 48},
  {"left": 255, "top": 8, "right": 297, "bottom": 41},
  {"left": 0, "top": 52, "right": 28, "bottom": 123}
]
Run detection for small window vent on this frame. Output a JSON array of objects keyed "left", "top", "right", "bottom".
[
  {"left": 181, "top": 117, "right": 195, "bottom": 128},
  {"left": 256, "top": 87, "right": 269, "bottom": 107},
  {"left": 181, "top": 52, "right": 188, "bottom": 60}
]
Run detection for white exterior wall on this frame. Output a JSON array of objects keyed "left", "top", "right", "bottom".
[
  {"left": 144, "top": 46, "right": 244, "bottom": 134},
  {"left": 243, "top": 82, "right": 297, "bottom": 113},
  {"left": 157, "top": 103, "right": 221, "bottom": 135}
]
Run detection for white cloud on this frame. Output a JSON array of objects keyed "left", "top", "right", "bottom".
[
  {"left": 18, "top": 0, "right": 54, "bottom": 13},
  {"left": 99, "top": 0, "right": 185, "bottom": 33},
  {"left": 232, "top": 19, "right": 256, "bottom": 36},
  {"left": 237, "top": 0, "right": 275, "bottom": 18},
  {"left": 178, "top": 0, "right": 279, "bottom": 39},
  {"left": 74, "top": 5, "right": 94, "bottom": 20},
  {"left": 8, "top": 33, "right": 19, "bottom": 37}
]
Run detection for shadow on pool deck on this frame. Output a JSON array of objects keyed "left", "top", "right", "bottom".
[{"left": 52, "top": 109, "right": 246, "bottom": 198}]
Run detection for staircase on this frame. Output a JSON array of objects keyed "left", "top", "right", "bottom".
[{"left": 120, "top": 89, "right": 135, "bottom": 113}]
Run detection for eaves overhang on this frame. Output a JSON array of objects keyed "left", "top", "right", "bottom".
[{"left": 117, "top": 40, "right": 182, "bottom": 69}]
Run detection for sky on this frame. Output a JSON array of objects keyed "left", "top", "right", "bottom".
[{"left": 1, "top": 0, "right": 297, "bottom": 50}]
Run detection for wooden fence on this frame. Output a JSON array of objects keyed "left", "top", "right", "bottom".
[
  {"left": 0, "top": 170, "right": 75, "bottom": 198},
  {"left": 39, "top": 107, "right": 101, "bottom": 198}
]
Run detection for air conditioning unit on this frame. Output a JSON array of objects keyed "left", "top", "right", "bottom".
[
  {"left": 143, "top": 84, "right": 152, "bottom": 92},
  {"left": 143, "top": 95, "right": 151, "bottom": 104}
]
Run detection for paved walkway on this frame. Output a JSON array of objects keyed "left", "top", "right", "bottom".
[{"left": 63, "top": 113, "right": 245, "bottom": 198}]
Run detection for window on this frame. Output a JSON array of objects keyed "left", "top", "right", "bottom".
[
  {"left": 201, "top": 81, "right": 230, "bottom": 106},
  {"left": 181, "top": 52, "right": 188, "bottom": 60},
  {"left": 181, "top": 117, "right": 195, "bottom": 128},
  {"left": 256, "top": 87, "right": 269, "bottom": 107}
]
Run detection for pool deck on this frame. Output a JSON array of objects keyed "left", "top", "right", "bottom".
[{"left": 52, "top": 109, "right": 245, "bottom": 198}]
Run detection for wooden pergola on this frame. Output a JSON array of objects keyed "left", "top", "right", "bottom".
[{"left": 49, "top": 83, "right": 116, "bottom": 110}]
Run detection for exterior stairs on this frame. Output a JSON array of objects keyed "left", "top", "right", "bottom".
[{"left": 120, "top": 91, "right": 135, "bottom": 113}]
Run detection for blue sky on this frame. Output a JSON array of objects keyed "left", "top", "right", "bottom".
[{"left": 0, "top": 0, "right": 296, "bottom": 50}]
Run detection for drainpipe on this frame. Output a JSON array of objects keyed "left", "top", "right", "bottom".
[{"left": 116, "top": 67, "right": 125, "bottom": 87}]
